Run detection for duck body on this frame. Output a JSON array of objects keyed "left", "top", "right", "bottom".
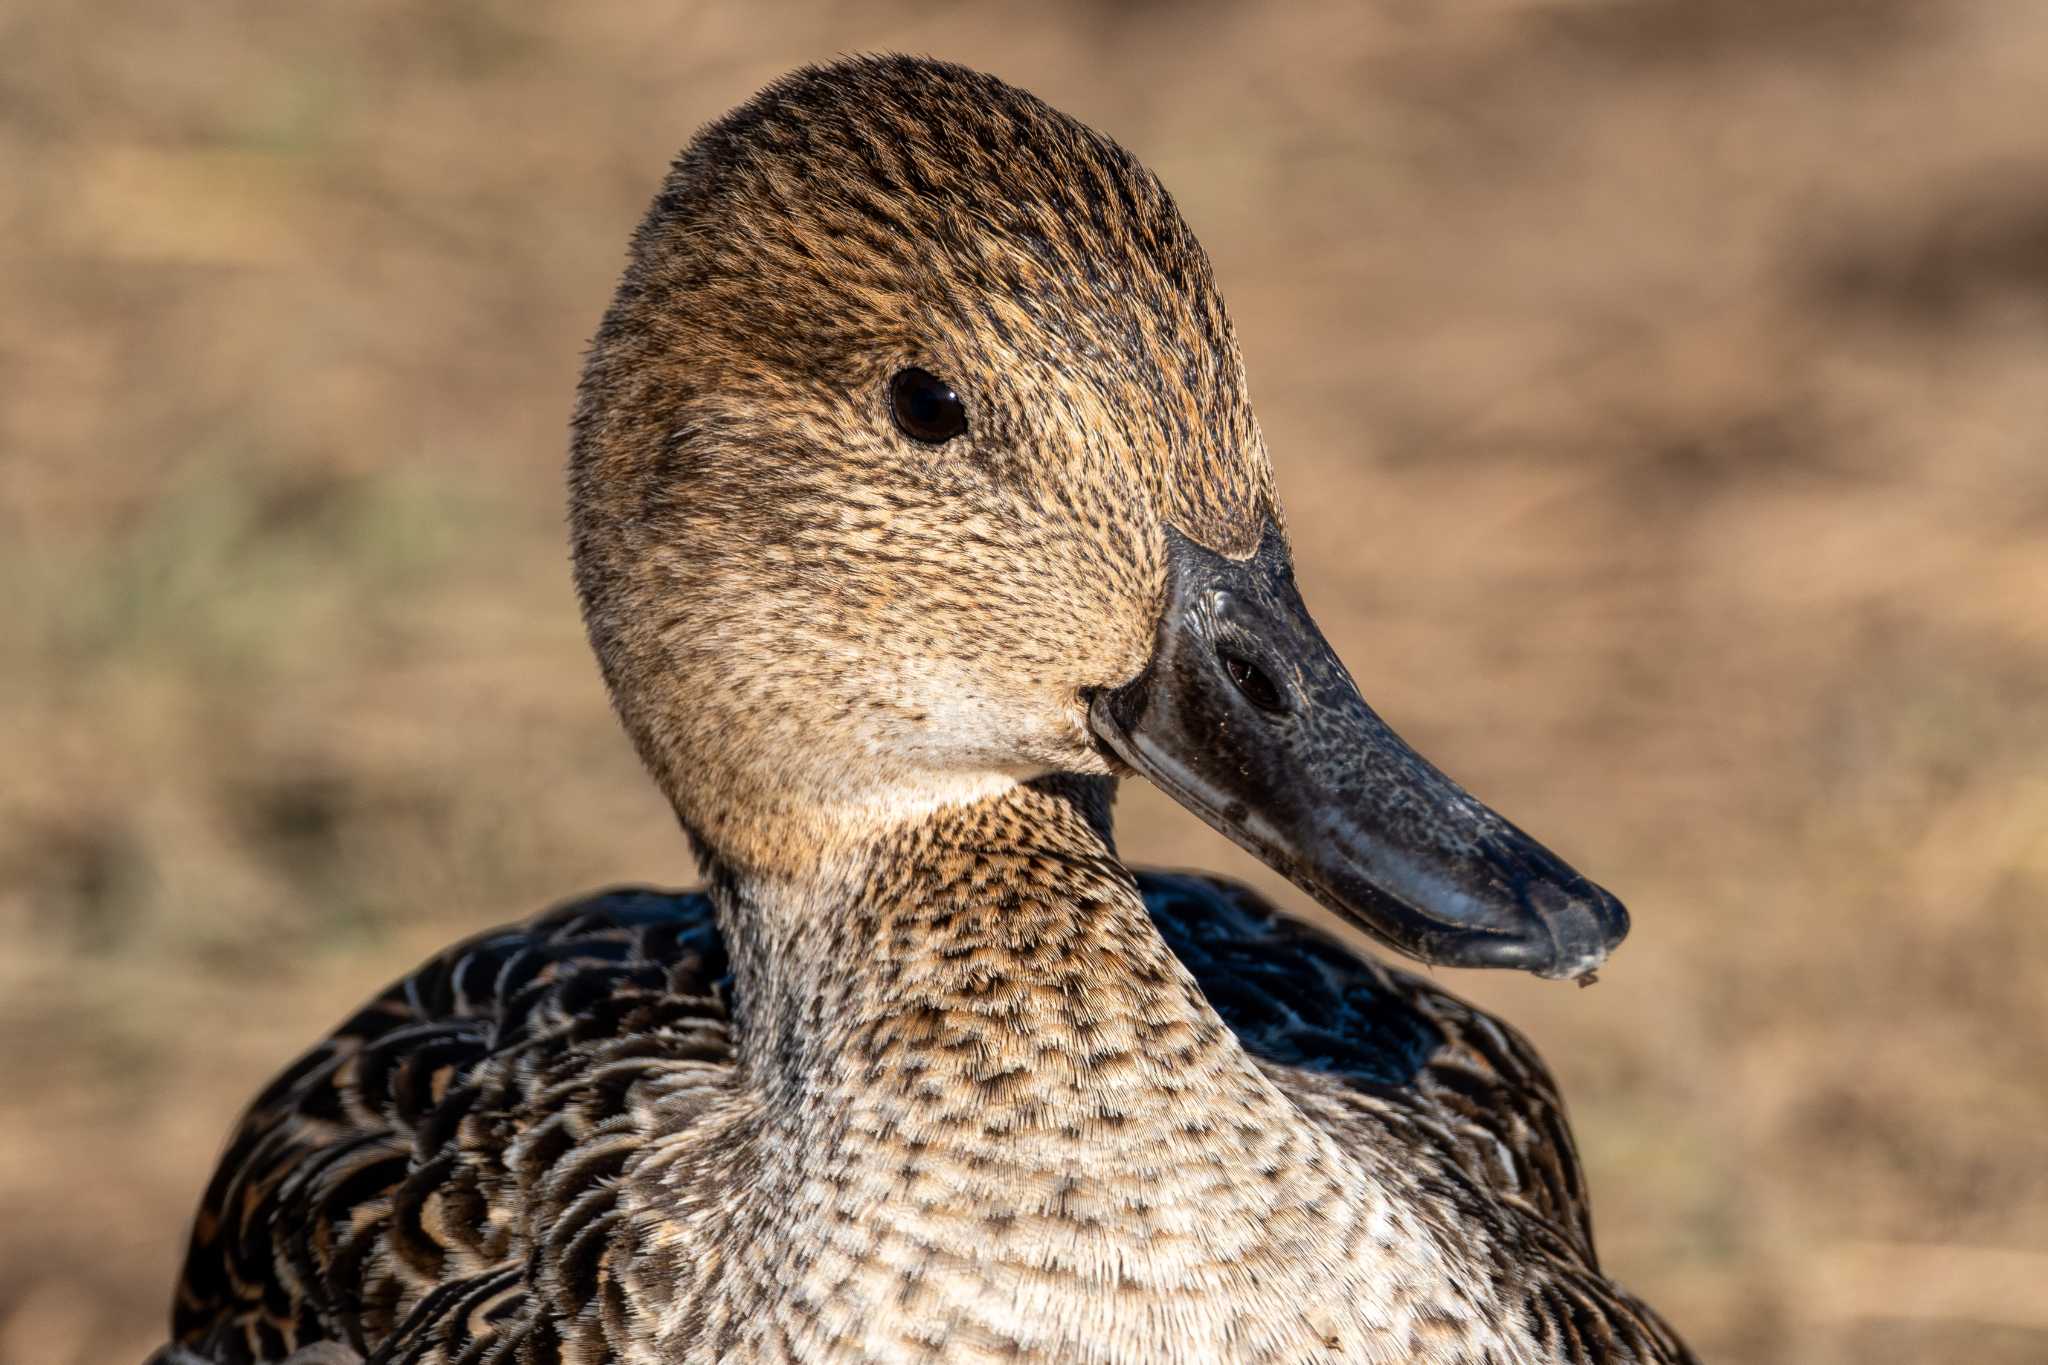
[
  {"left": 154, "top": 55, "right": 1693, "bottom": 1365},
  {"left": 164, "top": 787, "right": 1685, "bottom": 1365}
]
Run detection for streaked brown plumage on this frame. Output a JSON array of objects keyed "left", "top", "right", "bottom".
[{"left": 151, "top": 56, "right": 1694, "bottom": 1364}]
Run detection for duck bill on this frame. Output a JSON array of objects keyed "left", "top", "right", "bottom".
[{"left": 1090, "top": 524, "right": 1628, "bottom": 980}]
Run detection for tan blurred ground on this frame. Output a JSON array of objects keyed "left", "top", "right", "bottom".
[{"left": 3, "top": 2, "right": 2045, "bottom": 1361}]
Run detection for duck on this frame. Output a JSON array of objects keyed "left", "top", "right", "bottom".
[{"left": 150, "top": 55, "right": 1695, "bottom": 1365}]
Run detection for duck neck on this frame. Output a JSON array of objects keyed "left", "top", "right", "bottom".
[
  {"left": 672, "top": 780, "right": 1497, "bottom": 1354},
  {"left": 705, "top": 775, "right": 1282, "bottom": 1165}
]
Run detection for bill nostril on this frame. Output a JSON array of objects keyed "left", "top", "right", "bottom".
[{"left": 1218, "top": 646, "right": 1286, "bottom": 714}]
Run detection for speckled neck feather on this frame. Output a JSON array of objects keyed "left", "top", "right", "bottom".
[{"left": 622, "top": 779, "right": 1523, "bottom": 1362}]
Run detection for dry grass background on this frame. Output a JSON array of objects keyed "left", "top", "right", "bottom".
[{"left": 3, "top": 2, "right": 2046, "bottom": 1361}]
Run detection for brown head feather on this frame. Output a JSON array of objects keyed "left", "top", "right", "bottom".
[{"left": 571, "top": 56, "right": 1275, "bottom": 875}]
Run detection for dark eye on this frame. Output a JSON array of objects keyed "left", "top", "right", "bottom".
[
  {"left": 889, "top": 367, "right": 968, "bottom": 444},
  {"left": 1219, "top": 646, "right": 1286, "bottom": 714}
]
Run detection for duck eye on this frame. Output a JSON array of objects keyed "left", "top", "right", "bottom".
[
  {"left": 1219, "top": 646, "right": 1286, "bottom": 714},
  {"left": 889, "top": 367, "right": 968, "bottom": 445}
]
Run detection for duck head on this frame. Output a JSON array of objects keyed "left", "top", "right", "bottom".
[{"left": 570, "top": 57, "right": 1627, "bottom": 979}]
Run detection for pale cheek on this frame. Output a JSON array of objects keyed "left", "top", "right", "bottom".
[{"left": 863, "top": 658, "right": 1098, "bottom": 777}]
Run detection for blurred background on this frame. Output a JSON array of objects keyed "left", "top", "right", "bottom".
[{"left": 3, "top": 2, "right": 2045, "bottom": 1361}]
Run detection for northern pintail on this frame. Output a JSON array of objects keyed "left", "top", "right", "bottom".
[{"left": 152, "top": 55, "right": 1693, "bottom": 1365}]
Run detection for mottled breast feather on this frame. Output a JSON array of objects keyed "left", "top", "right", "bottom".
[
  {"left": 161, "top": 880, "right": 1692, "bottom": 1365},
  {"left": 165, "top": 892, "right": 734, "bottom": 1365}
]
